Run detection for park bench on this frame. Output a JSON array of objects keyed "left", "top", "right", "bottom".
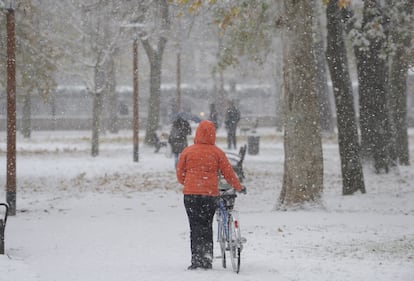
[{"left": 0, "top": 203, "right": 9, "bottom": 255}]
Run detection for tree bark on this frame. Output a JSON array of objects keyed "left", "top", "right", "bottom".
[
  {"left": 314, "top": 13, "right": 334, "bottom": 133},
  {"left": 89, "top": 8, "right": 110, "bottom": 157},
  {"left": 389, "top": 48, "right": 410, "bottom": 165},
  {"left": 142, "top": 38, "right": 166, "bottom": 145},
  {"left": 326, "top": 0, "right": 366, "bottom": 195},
  {"left": 278, "top": 0, "right": 324, "bottom": 208},
  {"left": 107, "top": 52, "right": 119, "bottom": 134},
  {"left": 141, "top": 0, "right": 169, "bottom": 145},
  {"left": 355, "top": 0, "right": 391, "bottom": 173},
  {"left": 387, "top": 0, "right": 413, "bottom": 166},
  {"left": 21, "top": 92, "right": 31, "bottom": 138},
  {"left": 91, "top": 64, "right": 105, "bottom": 157}
]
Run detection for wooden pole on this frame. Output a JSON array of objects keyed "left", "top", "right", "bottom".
[
  {"left": 176, "top": 52, "right": 181, "bottom": 112},
  {"left": 133, "top": 39, "right": 139, "bottom": 162},
  {"left": 6, "top": 7, "right": 16, "bottom": 216}
]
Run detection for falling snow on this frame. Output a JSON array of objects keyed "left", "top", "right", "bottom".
[{"left": 0, "top": 128, "right": 413, "bottom": 281}]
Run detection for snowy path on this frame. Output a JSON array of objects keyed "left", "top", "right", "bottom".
[
  {"left": 1, "top": 129, "right": 413, "bottom": 280},
  {"left": 4, "top": 190, "right": 413, "bottom": 281}
]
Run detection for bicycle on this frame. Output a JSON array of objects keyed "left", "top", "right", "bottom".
[{"left": 216, "top": 187, "right": 246, "bottom": 273}]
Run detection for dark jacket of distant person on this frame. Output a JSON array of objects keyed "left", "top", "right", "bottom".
[{"left": 168, "top": 117, "right": 192, "bottom": 155}]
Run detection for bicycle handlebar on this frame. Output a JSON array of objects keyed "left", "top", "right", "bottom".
[
  {"left": 239, "top": 186, "right": 247, "bottom": 194},
  {"left": 219, "top": 186, "right": 247, "bottom": 195}
]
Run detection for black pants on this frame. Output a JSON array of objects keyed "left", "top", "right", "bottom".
[
  {"left": 184, "top": 195, "right": 217, "bottom": 268},
  {"left": 227, "top": 127, "right": 237, "bottom": 149}
]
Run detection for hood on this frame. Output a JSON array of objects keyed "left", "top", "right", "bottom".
[{"left": 194, "top": 120, "right": 216, "bottom": 145}]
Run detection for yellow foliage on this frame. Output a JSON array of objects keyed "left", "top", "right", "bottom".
[
  {"left": 231, "top": 6, "right": 239, "bottom": 17},
  {"left": 338, "top": 0, "right": 351, "bottom": 8},
  {"left": 189, "top": 0, "right": 202, "bottom": 13},
  {"left": 321, "top": 0, "right": 352, "bottom": 8},
  {"left": 220, "top": 14, "right": 232, "bottom": 30}
]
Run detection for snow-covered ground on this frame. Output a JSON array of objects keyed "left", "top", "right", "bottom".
[{"left": 0, "top": 127, "right": 413, "bottom": 281}]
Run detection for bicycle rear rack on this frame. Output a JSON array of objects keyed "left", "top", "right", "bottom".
[{"left": 0, "top": 203, "right": 9, "bottom": 255}]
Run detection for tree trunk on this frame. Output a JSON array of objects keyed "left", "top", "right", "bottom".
[
  {"left": 355, "top": 47, "right": 374, "bottom": 160},
  {"left": 145, "top": 57, "right": 162, "bottom": 145},
  {"left": 142, "top": 40, "right": 166, "bottom": 145},
  {"left": 314, "top": 12, "right": 334, "bottom": 133},
  {"left": 326, "top": 0, "right": 366, "bottom": 195},
  {"left": 50, "top": 92, "right": 57, "bottom": 131},
  {"left": 91, "top": 65, "right": 105, "bottom": 157},
  {"left": 90, "top": 8, "right": 112, "bottom": 156},
  {"left": 176, "top": 52, "right": 181, "bottom": 112},
  {"left": 387, "top": 0, "right": 413, "bottom": 166},
  {"left": 107, "top": 53, "right": 119, "bottom": 134},
  {"left": 141, "top": 0, "right": 169, "bottom": 145},
  {"left": 389, "top": 47, "right": 410, "bottom": 165},
  {"left": 21, "top": 92, "right": 31, "bottom": 138},
  {"left": 278, "top": 0, "right": 324, "bottom": 208},
  {"left": 355, "top": 1, "right": 392, "bottom": 173},
  {"left": 91, "top": 94, "right": 101, "bottom": 157}
]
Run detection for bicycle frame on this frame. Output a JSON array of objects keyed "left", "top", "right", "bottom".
[
  {"left": 215, "top": 145, "right": 246, "bottom": 273},
  {"left": 217, "top": 197, "right": 230, "bottom": 242},
  {"left": 216, "top": 189, "right": 242, "bottom": 273}
]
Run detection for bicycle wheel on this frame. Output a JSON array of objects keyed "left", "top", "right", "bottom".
[
  {"left": 218, "top": 215, "right": 227, "bottom": 268},
  {"left": 228, "top": 213, "right": 241, "bottom": 273}
]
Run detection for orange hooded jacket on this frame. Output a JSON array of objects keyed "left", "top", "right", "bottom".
[{"left": 176, "top": 120, "right": 243, "bottom": 196}]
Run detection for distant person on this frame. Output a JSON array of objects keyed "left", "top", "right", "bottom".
[
  {"left": 168, "top": 117, "right": 192, "bottom": 166},
  {"left": 176, "top": 120, "right": 245, "bottom": 270},
  {"left": 153, "top": 132, "right": 168, "bottom": 153},
  {"left": 224, "top": 100, "right": 240, "bottom": 150},
  {"left": 118, "top": 102, "right": 129, "bottom": 115},
  {"left": 208, "top": 103, "right": 219, "bottom": 130}
]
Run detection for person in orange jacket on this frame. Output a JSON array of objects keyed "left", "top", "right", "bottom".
[{"left": 176, "top": 120, "right": 245, "bottom": 270}]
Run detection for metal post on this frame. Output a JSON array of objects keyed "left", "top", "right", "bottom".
[
  {"left": 176, "top": 52, "right": 181, "bottom": 112},
  {"left": 6, "top": 6, "right": 16, "bottom": 216},
  {"left": 133, "top": 39, "right": 139, "bottom": 162}
]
